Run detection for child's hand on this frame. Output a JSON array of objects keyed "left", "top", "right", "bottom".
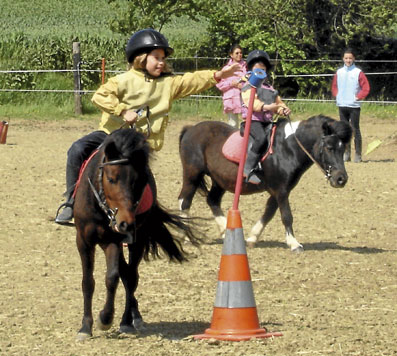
[
  {"left": 121, "top": 109, "right": 139, "bottom": 126},
  {"left": 215, "top": 63, "right": 240, "bottom": 80},
  {"left": 277, "top": 105, "right": 291, "bottom": 116}
]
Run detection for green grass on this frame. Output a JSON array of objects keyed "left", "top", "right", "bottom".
[{"left": 1, "top": 91, "right": 395, "bottom": 122}]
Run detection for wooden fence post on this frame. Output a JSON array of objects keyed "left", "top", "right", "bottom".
[
  {"left": 101, "top": 58, "right": 106, "bottom": 84},
  {"left": 73, "top": 42, "right": 83, "bottom": 115}
]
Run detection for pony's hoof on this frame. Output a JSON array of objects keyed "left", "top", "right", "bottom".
[
  {"left": 291, "top": 245, "right": 304, "bottom": 253},
  {"left": 133, "top": 318, "right": 145, "bottom": 331},
  {"left": 119, "top": 325, "right": 136, "bottom": 334},
  {"left": 246, "top": 240, "right": 256, "bottom": 249},
  {"left": 97, "top": 316, "right": 112, "bottom": 331},
  {"left": 76, "top": 332, "right": 91, "bottom": 341}
]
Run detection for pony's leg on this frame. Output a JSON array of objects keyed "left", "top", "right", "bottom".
[
  {"left": 76, "top": 235, "right": 96, "bottom": 341},
  {"left": 178, "top": 176, "right": 197, "bottom": 215},
  {"left": 277, "top": 195, "right": 303, "bottom": 253},
  {"left": 246, "top": 195, "right": 278, "bottom": 248},
  {"left": 207, "top": 183, "right": 227, "bottom": 237},
  {"left": 119, "top": 242, "right": 145, "bottom": 334},
  {"left": 97, "top": 243, "right": 120, "bottom": 331}
]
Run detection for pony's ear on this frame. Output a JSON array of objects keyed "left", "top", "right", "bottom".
[
  {"left": 321, "top": 121, "right": 333, "bottom": 136},
  {"left": 104, "top": 141, "right": 121, "bottom": 161}
]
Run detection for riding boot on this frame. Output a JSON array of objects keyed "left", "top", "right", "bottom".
[
  {"left": 243, "top": 150, "right": 262, "bottom": 184},
  {"left": 343, "top": 143, "right": 351, "bottom": 162},
  {"left": 55, "top": 163, "right": 79, "bottom": 224}
]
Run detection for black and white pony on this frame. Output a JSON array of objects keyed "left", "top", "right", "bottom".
[{"left": 178, "top": 115, "right": 352, "bottom": 252}]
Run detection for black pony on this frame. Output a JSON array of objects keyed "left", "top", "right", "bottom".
[
  {"left": 73, "top": 128, "right": 199, "bottom": 340},
  {"left": 178, "top": 115, "right": 352, "bottom": 252}
]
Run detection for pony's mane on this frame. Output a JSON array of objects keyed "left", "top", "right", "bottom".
[
  {"left": 104, "top": 128, "right": 150, "bottom": 162},
  {"left": 308, "top": 115, "right": 352, "bottom": 144}
]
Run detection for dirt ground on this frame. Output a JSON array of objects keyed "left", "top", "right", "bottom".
[{"left": 1, "top": 113, "right": 396, "bottom": 356}]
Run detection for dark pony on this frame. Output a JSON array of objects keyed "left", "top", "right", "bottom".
[
  {"left": 178, "top": 115, "right": 352, "bottom": 252},
  {"left": 73, "top": 128, "right": 199, "bottom": 340}
]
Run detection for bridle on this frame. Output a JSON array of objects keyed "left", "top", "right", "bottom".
[
  {"left": 87, "top": 155, "right": 145, "bottom": 240},
  {"left": 286, "top": 116, "right": 334, "bottom": 181}
]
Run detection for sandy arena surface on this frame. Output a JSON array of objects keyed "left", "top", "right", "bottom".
[{"left": 1, "top": 114, "right": 396, "bottom": 356}]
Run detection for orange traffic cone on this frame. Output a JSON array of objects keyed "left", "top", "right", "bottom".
[{"left": 194, "top": 209, "right": 282, "bottom": 341}]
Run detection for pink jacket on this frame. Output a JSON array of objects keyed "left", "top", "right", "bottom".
[{"left": 216, "top": 59, "right": 247, "bottom": 114}]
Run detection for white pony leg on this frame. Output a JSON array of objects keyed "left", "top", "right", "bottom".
[
  {"left": 246, "top": 219, "right": 265, "bottom": 247},
  {"left": 215, "top": 215, "right": 227, "bottom": 238},
  {"left": 286, "top": 231, "right": 303, "bottom": 252},
  {"left": 178, "top": 198, "right": 187, "bottom": 214}
]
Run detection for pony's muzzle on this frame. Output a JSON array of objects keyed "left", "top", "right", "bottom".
[
  {"left": 330, "top": 171, "right": 348, "bottom": 188},
  {"left": 116, "top": 216, "right": 137, "bottom": 233}
]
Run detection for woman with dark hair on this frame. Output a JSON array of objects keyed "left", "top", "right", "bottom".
[{"left": 216, "top": 44, "right": 247, "bottom": 127}]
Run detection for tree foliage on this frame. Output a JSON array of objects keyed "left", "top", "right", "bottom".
[
  {"left": 107, "top": 0, "right": 202, "bottom": 34},
  {"left": 108, "top": 0, "right": 396, "bottom": 97}
]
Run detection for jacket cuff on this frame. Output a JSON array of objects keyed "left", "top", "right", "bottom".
[{"left": 114, "top": 103, "right": 128, "bottom": 116}]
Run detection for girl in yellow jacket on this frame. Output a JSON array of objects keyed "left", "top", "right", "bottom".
[{"left": 55, "top": 28, "right": 239, "bottom": 224}]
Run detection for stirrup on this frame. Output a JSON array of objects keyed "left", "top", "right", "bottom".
[
  {"left": 55, "top": 202, "right": 74, "bottom": 224},
  {"left": 55, "top": 201, "right": 73, "bottom": 216}
]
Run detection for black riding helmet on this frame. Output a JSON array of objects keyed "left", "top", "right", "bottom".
[
  {"left": 246, "top": 50, "right": 273, "bottom": 71},
  {"left": 125, "top": 29, "right": 174, "bottom": 63}
]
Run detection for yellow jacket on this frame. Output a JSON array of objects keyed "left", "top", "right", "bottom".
[{"left": 92, "top": 68, "right": 217, "bottom": 151}]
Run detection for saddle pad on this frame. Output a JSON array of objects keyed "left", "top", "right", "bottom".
[{"left": 222, "top": 131, "right": 244, "bottom": 163}]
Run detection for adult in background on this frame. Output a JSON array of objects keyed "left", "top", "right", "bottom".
[
  {"left": 332, "top": 48, "right": 370, "bottom": 163},
  {"left": 216, "top": 44, "right": 247, "bottom": 127},
  {"left": 55, "top": 28, "right": 239, "bottom": 224}
]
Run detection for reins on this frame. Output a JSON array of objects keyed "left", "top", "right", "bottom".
[{"left": 286, "top": 115, "right": 332, "bottom": 181}]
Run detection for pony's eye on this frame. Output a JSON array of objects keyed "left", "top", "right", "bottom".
[{"left": 107, "top": 177, "right": 117, "bottom": 184}]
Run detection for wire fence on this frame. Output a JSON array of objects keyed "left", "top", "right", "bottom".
[{"left": 1, "top": 58, "right": 397, "bottom": 105}]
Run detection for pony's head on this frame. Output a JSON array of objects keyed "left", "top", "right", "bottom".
[
  {"left": 311, "top": 115, "right": 352, "bottom": 188},
  {"left": 100, "top": 129, "right": 151, "bottom": 234}
]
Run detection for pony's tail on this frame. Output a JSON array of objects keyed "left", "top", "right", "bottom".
[
  {"left": 178, "top": 125, "right": 193, "bottom": 151},
  {"left": 143, "top": 204, "right": 201, "bottom": 263}
]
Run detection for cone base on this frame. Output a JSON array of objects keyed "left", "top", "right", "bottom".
[{"left": 194, "top": 327, "right": 282, "bottom": 341}]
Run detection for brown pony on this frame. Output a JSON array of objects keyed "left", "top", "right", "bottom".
[
  {"left": 73, "top": 128, "right": 199, "bottom": 340},
  {"left": 178, "top": 115, "right": 352, "bottom": 252}
]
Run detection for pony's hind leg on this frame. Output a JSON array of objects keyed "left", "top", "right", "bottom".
[
  {"left": 207, "top": 182, "right": 227, "bottom": 238},
  {"left": 119, "top": 242, "right": 145, "bottom": 334},
  {"left": 97, "top": 243, "right": 121, "bottom": 331},
  {"left": 246, "top": 195, "right": 278, "bottom": 248}
]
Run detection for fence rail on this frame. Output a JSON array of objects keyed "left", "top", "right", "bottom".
[{"left": 1, "top": 55, "right": 397, "bottom": 110}]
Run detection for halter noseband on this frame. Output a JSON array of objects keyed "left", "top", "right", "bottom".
[{"left": 88, "top": 156, "right": 144, "bottom": 238}]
